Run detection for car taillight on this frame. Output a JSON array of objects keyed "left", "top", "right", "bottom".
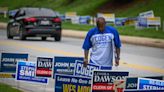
[
  {"left": 24, "top": 17, "right": 37, "bottom": 22},
  {"left": 52, "top": 18, "right": 61, "bottom": 23}
]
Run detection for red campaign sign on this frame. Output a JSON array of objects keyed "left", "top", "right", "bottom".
[
  {"left": 91, "top": 70, "right": 129, "bottom": 92},
  {"left": 114, "top": 80, "right": 125, "bottom": 92},
  {"left": 92, "top": 83, "right": 114, "bottom": 90},
  {"left": 36, "top": 68, "right": 52, "bottom": 76},
  {"left": 36, "top": 57, "right": 53, "bottom": 78},
  {"left": 116, "top": 88, "right": 123, "bottom": 92}
]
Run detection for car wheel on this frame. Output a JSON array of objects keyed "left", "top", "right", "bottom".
[
  {"left": 54, "top": 35, "right": 61, "bottom": 41},
  {"left": 19, "top": 26, "right": 26, "bottom": 40},
  {"left": 41, "top": 37, "right": 47, "bottom": 40},
  {"left": 7, "top": 24, "right": 13, "bottom": 39}
]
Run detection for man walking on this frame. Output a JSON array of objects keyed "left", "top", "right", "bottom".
[{"left": 82, "top": 17, "right": 121, "bottom": 70}]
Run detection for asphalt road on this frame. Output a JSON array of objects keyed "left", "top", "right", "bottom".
[{"left": 0, "top": 29, "right": 164, "bottom": 92}]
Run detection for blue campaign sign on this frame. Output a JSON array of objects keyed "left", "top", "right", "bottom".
[
  {"left": 55, "top": 74, "right": 91, "bottom": 92},
  {"left": 125, "top": 77, "right": 138, "bottom": 90},
  {"left": 125, "top": 77, "right": 164, "bottom": 91},
  {"left": 138, "top": 78, "right": 164, "bottom": 90},
  {"left": 79, "top": 16, "right": 91, "bottom": 24},
  {"left": 54, "top": 56, "right": 83, "bottom": 77},
  {"left": 145, "top": 76, "right": 164, "bottom": 80},
  {"left": 74, "top": 60, "right": 100, "bottom": 77},
  {"left": 124, "top": 89, "right": 164, "bottom": 92},
  {"left": 0, "top": 53, "right": 28, "bottom": 73},
  {"left": 16, "top": 61, "right": 48, "bottom": 84},
  {"left": 115, "top": 18, "right": 126, "bottom": 26},
  {"left": 138, "top": 17, "right": 147, "bottom": 27}
]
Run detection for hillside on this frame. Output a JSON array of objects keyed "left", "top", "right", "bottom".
[{"left": 0, "top": 0, "right": 164, "bottom": 19}]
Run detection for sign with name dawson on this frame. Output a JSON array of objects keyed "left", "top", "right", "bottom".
[
  {"left": 0, "top": 53, "right": 28, "bottom": 73},
  {"left": 36, "top": 57, "right": 53, "bottom": 77},
  {"left": 91, "top": 70, "right": 129, "bottom": 92}
]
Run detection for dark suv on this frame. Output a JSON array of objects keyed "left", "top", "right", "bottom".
[{"left": 7, "top": 7, "right": 62, "bottom": 41}]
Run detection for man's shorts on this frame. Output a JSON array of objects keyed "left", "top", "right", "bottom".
[{"left": 90, "top": 60, "right": 112, "bottom": 70}]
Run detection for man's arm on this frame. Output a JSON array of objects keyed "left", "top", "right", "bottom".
[
  {"left": 115, "top": 47, "right": 120, "bottom": 66},
  {"left": 83, "top": 50, "right": 89, "bottom": 67}
]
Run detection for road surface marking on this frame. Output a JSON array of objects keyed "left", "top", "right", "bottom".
[{"left": 0, "top": 40, "right": 164, "bottom": 74}]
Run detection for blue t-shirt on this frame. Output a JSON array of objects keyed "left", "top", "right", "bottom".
[{"left": 82, "top": 26, "right": 121, "bottom": 67}]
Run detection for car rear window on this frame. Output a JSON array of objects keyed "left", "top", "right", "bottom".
[{"left": 24, "top": 8, "right": 57, "bottom": 17}]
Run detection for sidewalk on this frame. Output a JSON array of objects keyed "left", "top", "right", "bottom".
[
  {"left": 63, "top": 29, "right": 164, "bottom": 48},
  {"left": 1, "top": 22, "right": 164, "bottom": 48}
]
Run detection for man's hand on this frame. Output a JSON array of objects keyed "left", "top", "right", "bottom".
[
  {"left": 115, "top": 58, "right": 120, "bottom": 66},
  {"left": 83, "top": 59, "right": 88, "bottom": 67},
  {"left": 115, "top": 48, "right": 120, "bottom": 66}
]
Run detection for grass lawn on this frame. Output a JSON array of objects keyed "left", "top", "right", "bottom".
[
  {"left": 0, "top": 15, "right": 8, "bottom": 22},
  {"left": 0, "top": 82, "right": 23, "bottom": 92},
  {"left": 62, "top": 22, "right": 164, "bottom": 39}
]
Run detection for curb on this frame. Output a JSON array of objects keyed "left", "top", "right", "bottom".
[
  {"left": 0, "top": 23, "right": 7, "bottom": 29},
  {"left": 0, "top": 23, "right": 164, "bottom": 48},
  {"left": 63, "top": 29, "right": 164, "bottom": 48},
  {"left": 120, "top": 36, "right": 164, "bottom": 48}
]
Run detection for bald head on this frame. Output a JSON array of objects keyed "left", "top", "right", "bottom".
[{"left": 96, "top": 17, "right": 106, "bottom": 32}]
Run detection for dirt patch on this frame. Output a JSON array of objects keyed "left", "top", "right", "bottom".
[{"left": 97, "top": 0, "right": 149, "bottom": 13}]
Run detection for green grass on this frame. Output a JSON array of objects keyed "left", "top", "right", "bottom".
[
  {"left": 0, "top": 0, "right": 109, "bottom": 15},
  {"left": 116, "top": 26, "right": 164, "bottom": 39},
  {"left": 1, "top": 0, "right": 163, "bottom": 17},
  {"left": 55, "top": 0, "right": 109, "bottom": 15},
  {"left": 0, "top": 15, "right": 8, "bottom": 22},
  {"left": 0, "top": 83, "right": 23, "bottom": 92},
  {"left": 116, "top": 0, "right": 164, "bottom": 20},
  {"left": 0, "top": 0, "right": 163, "bottom": 19},
  {"left": 62, "top": 22, "right": 164, "bottom": 39}
]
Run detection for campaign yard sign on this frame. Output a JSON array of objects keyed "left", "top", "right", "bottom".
[
  {"left": 138, "top": 78, "right": 164, "bottom": 90},
  {"left": 55, "top": 74, "right": 91, "bottom": 92},
  {"left": 97, "top": 13, "right": 115, "bottom": 23},
  {"left": 115, "top": 18, "right": 126, "bottom": 26},
  {"left": 91, "top": 70, "right": 129, "bottom": 92},
  {"left": 124, "top": 89, "right": 164, "bottom": 92},
  {"left": 145, "top": 76, "right": 164, "bottom": 80},
  {"left": 16, "top": 61, "right": 48, "bottom": 84},
  {"left": 0, "top": 53, "right": 28, "bottom": 73},
  {"left": 0, "top": 73, "right": 15, "bottom": 78},
  {"left": 79, "top": 16, "right": 91, "bottom": 24},
  {"left": 54, "top": 56, "right": 83, "bottom": 76},
  {"left": 36, "top": 57, "right": 53, "bottom": 77},
  {"left": 137, "top": 17, "right": 147, "bottom": 27},
  {"left": 125, "top": 77, "right": 164, "bottom": 91},
  {"left": 139, "top": 10, "right": 154, "bottom": 18},
  {"left": 74, "top": 60, "right": 100, "bottom": 77},
  {"left": 125, "top": 77, "right": 138, "bottom": 90},
  {"left": 114, "top": 80, "right": 126, "bottom": 92}
]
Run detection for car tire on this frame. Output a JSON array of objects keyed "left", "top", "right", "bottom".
[
  {"left": 41, "top": 37, "right": 47, "bottom": 40},
  {"left": 19, "top": 26, "right": 26, "bottom": 40},
  {"left": 7, "top": 24, "right": 13, "bottom": 39},
  {"left": 54, "top": 35, "right": 61, "bottom": 41}
]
